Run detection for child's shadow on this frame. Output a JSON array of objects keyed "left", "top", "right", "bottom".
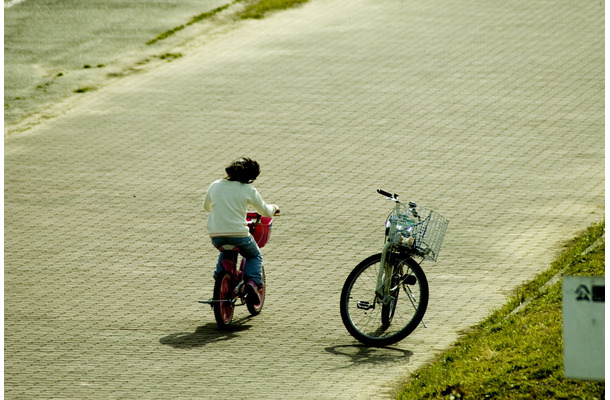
[{"left": 160, "top": 319, "right": 252, "bottom": 349}]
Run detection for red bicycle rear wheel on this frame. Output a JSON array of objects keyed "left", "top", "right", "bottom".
[{"left": 213, "top": 272, "right": 234, "bottom": 327}]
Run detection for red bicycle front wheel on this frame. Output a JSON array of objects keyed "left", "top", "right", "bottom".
[{"left": 213, "top": 272, "right": 234, "bottom": 327}]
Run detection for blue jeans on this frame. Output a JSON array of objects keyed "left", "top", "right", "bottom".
[{"left": 211, "top": 236, "right": 263, "bottom": 287}]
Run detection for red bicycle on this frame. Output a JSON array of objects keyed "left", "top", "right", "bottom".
[{"left": 200, "top": 212, "right": 275, "bottom": 327}]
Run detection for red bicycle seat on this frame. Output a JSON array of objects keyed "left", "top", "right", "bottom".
[{"left": 218, "top": 244, "right": 240, "bottom": 252}]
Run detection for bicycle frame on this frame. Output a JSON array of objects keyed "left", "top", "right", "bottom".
[
  {"left": 375, "top": 191, "right": 432, "bottom": 327},
  {"left": 218, "top": 246, "right": 247, "bottom": 304},
  {"left": 376, "top": 242, "right": 394, "bottom": 304},
  {"left": 219, "top": 246, "right": 245, "bottom": 282},
  {"left": 376, "top": 197, "right": 420, "bottom": 304}
]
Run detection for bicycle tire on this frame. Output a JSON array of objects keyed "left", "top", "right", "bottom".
[
  {"left": 246, "top": 266, "right": 266, "bottom": 315},
  {"left": 340, "top": 252, "right": 429, "bottom": 347},
  {"left": 381, "top": 273, "right": 400, "bottom": 327},
  {"left": 213, "top": 272, "right": 234, "bottom": 327}
]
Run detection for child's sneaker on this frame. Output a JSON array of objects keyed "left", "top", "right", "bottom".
[{"left": 245, "top": 281, "right": 261, "bottom": 306}]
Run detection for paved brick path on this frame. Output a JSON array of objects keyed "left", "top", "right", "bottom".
[{"left": 4, "top": 0, "right": 604, "bottom": 398}]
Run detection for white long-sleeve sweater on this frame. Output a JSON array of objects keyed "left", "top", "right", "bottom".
[{"left": 203, "top": 179, "right": 278, "bottom": 237}]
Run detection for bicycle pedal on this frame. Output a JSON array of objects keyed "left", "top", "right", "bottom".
[
  {"left": 357, "top": 301, "right": 374, "bottom": 310},
  {"left": 198, "top": 299, "right": 214, "bottom": 308}
]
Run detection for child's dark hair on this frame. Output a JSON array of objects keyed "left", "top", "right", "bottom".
[{"left": 225, "top": 157, "right": 260, "bottom": 184}]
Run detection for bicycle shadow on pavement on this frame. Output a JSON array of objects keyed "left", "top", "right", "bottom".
[
  {"left": 325, "top": 344, "right": 413, "bottom": 368},
  {"left": 160, "top": 318, "right": 253, "bottom": 349}
]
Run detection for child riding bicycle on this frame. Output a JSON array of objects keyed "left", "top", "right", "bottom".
[{"left": 203, "top": 157, "right": 279, "bottom": 306}]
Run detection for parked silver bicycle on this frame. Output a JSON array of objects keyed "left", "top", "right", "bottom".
[{"left": 340, "top": 189, "right": 449, "bottom": 346}]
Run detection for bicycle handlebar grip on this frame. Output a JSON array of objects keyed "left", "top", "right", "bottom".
[{"left": 377, "top": 189, "right": 396, "bottom": 198}]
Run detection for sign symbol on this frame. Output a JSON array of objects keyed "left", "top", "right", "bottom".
[
  {"left": 592, "top": 285, "right": 605, "bottom": 302},
  {"left": 575, "top": 285, "right": 590, "bottom": 301}
]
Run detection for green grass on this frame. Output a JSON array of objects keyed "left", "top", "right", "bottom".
[
  {"left": 156, "top": 53, "right": 183, "bottom": 62},
  {"left": 397, "top": 222, "right": 605, "bottom": 400},
  {"left": 147, "top": 0, "right": 309, "bottom": 45},
  {"left": 239, "top": 0, "right": 309, "bottom": 19},
  {"left": 147, "top": 3, "right": 234, "bottom": 45},
  {"left": 73, "top": 87, "right": 93, "bottom": 94},
  {"left": 146, "top": 0, "right": 308, "bottom": 46}
]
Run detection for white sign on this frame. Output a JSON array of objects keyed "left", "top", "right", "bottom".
[{"left": 563, "top": 276, "right": 605, "bottom": 380}]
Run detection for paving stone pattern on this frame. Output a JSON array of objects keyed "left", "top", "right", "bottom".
[{"left": 4, "top": 0, "right": 604, "bottom": 398}]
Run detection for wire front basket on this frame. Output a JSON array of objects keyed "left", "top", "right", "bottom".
[{"left": 388, "top": 205, "right": 449, "bottom": 262}]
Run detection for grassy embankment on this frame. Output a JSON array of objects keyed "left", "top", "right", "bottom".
[
  {"left": 72, "top": 0, "right": 307, "bottom": 95},
  {"left": 397, "top": 222, "right": 605, "bottom": 399},
  {"left": 147, "top": 0, "right": 308, "bottom": 45}
]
